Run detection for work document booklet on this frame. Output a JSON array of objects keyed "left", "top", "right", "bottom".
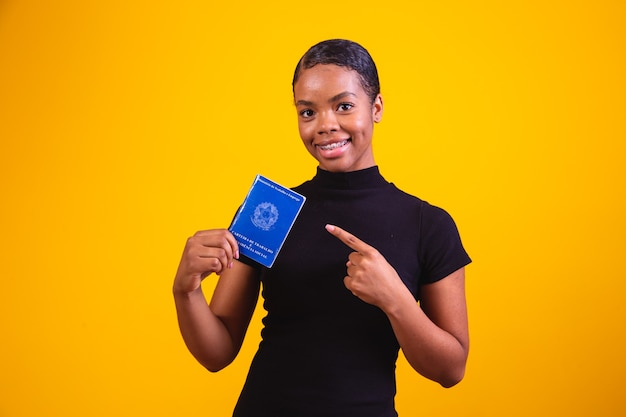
[{"left": 229, "top": 175, "right": 306, "bottom": 268}]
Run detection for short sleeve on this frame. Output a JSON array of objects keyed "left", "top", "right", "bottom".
[{"left": 419, "top": 202, "right": 471, "bottom": 284}]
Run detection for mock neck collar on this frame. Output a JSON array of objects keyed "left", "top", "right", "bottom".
[{"left": 311, "top": 166, "right": 388, "bottom": 190}]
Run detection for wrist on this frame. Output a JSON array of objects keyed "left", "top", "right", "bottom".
[
  {"left": 172, "top": 282, "right": 203, "bottom": 299},
  {"left": 380, "top": 282, "right": 416, "bottom": 318}
]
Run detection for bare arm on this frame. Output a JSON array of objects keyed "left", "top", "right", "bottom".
[
  {"left": 384, "top": 268, "right": 468, "bottom": 387},
  {"left": 325, "top": 224, "right": 469, "bottom": 387},
  {"left": 173, "top": 229, "right": 260, "bottom": 372}
]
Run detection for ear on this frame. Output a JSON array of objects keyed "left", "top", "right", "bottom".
[{"left": 372, "top": 94, "right": 383, "bottom": 123}]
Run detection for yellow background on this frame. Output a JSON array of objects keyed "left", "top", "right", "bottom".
[{"left": 1, "top": 1, "right": 625, "bottom": 416}]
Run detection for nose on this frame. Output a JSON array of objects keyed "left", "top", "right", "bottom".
[{"left": 317, "top": 110, "right": 339, "bottom": 135}]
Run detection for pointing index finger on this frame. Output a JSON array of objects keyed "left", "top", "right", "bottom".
[{"left": 325, "top": 224, "right": 371, "bottom": 253}]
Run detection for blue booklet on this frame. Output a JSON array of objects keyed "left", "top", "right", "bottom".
[{"left": 229, "top": 175, "right": 306, "bottom": 268}]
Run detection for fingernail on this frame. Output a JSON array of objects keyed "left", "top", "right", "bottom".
[
  {"left": 325, "top": 224, "right": 335, "bottom": 232},
  {"left": 235, "top": 250, "right": 240, "bottom": 259},
  {"left": 229, "top": 261, "right": 234, "bottom": 269}
]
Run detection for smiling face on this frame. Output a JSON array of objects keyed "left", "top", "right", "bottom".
[{"left": 293, "top": 64, "right": 383, "bottom": 173}]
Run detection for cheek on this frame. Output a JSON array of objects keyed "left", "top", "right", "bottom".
[
  {"left": 298, "top": 122, "right": 314, "bottom": 142},
  {"left": 350, "top": 118, "right": 371, "bottom": 136}
]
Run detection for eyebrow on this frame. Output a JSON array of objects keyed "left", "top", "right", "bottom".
[{"left": 295, "top": 91, "right": 357, "bottom": 107}]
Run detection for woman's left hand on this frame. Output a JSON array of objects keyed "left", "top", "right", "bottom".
[
  {"left": 326, "top": 223, "right": 469, "bottom": 387},
  {"left": 325, "top": 224, "right": 405, "bottom": 310}
]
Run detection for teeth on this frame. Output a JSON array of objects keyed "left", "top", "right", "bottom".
[{"left": 319, "top": 140, "right": 348, "bottom": 151}]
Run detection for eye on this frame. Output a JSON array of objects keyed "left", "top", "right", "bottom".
[
  {"left": 299, "top": 109, "right": 315, "bottom": 118},
  {"left": 337, "top": 102, "right": 354, "bottom": 112}
]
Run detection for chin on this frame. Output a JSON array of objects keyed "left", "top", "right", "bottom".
[{"left": 318, "top": 161, "right": 355, "bottom": 173}]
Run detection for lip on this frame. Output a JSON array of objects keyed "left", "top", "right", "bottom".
[
  {"left": 315, "top": 138, "right": 351, "bottom": 151},
  {"left": 313, "top": 138, "right": 352, "bottom": 161}
]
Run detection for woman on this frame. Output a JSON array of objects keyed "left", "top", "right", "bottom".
[{"left": 173, "top": 39, "right": 471, "bottom": 417}]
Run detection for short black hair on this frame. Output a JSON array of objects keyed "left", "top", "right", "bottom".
[{"left": 292, "top": 39, "right": 381, "bottom": 104}]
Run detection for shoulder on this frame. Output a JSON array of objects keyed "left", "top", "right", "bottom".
[
  {"left": 415, "top": 200, "right": 464, "bottom": 245},
  {"left": 292, "top": 180, "right": 312, "bottom": 194},
  {"left": 421, "top": 200, "right": 458, "bottom": 226},
  {"left": 387, "top": 182, "right": 457, "bottom": 224},
  {"left": 384, "top": 183, "right": 426, "bottom": 206},
  {"left": 387, "top": 184, "right": 454, "bottom": 221}
]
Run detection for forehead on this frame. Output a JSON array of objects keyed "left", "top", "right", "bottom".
[{"left": 293, "top": 64, "right": 365, "bottom": 100}]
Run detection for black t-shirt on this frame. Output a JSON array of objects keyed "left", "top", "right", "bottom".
[{"left": 233, "top": 166, "right": 471, "bottom": 417}]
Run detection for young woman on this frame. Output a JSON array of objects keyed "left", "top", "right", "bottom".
[{"left": 173, "top": 39, "right": 471, "bottom": 417}]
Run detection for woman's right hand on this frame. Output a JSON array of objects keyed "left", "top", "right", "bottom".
[{"left": 173, "top": 229, "right": 240, "bottom": 295}]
